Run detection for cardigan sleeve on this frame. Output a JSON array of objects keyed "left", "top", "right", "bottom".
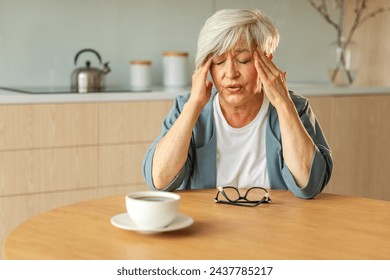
[
  {"left": 142, "top": 94, "right": 194, "bottom": 192},
  {"left": 279, "top": 95, "right": 333, "bottom": 198}
]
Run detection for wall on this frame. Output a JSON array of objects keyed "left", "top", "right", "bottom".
[{"left": 0, "top": 0, "right": 342, "bottom": 89}]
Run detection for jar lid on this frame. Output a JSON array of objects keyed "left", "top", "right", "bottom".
[
  {"left": 163, "top": 51, "right": 189, "bottom": 57},
  {"left": 130, "top": 60, "right": 152, "bottom": 65}
]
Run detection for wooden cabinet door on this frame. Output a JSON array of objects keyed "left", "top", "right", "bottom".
[
  {"left": 0, "top": 103, "right": 98, "bottom": 151},
  {"left": 308, "top": 94, "right": 390, "bottom": 201},
  {"left": 331, "top": 95, "right": 390, "bottom": 200},
  {"left": 98, "top": 100, "right": 172, "bottom": 144},
  {"left": 97, "top": 100, "right": 172, "bottom": 187}
]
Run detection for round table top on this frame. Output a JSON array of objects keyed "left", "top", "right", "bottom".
[{"left": 4, "top": 189, "right": 390, "bottom": 259}]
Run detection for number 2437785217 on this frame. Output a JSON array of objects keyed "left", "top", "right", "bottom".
[{"left": 209, "top": 266, "right": 273, "bottom": 276}]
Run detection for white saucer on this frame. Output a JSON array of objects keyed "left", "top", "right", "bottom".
[{"left": 111, "top": 213, "right": 194, "bottom": 234}]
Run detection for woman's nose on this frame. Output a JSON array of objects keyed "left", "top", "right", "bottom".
[{"left": 225, "top": 59, "right": 239, "bottom": 79}]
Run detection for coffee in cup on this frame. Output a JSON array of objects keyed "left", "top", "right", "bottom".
[{"left": 126, "top": 191, "right": 180, "bottom": 230}]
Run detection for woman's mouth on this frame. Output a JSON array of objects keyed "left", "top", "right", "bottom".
[{"left": 226, "top": 84, "right": 242, "bottom": 93}]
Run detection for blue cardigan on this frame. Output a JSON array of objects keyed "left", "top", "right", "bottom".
[{"left": 143, "top": 89, "right": 333, "bottom": 199}]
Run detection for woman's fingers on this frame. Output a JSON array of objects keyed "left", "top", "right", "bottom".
[
  {"left": 254, "top": 48, "right": 271, "bottom": 77},
  {"left": 256, "top": 47, "right": 281, "bottom": 76},
  {"left": 201, "top": 57, "right": 213, "bottom": 75},
  {"left": 192, "top": 57, "right": 212, "bottom": 90},
  {"left": 193, "top": 56, "right": 212, "bottom": 80},
  {"left": 254, "top": 47, "right": 287, "bottom": 86},
  {"left": 254, "top": 56, "right": 266, "bottom": 90},
  {"left": 190, "top": 57, "right": 214, "bottom": 108},
  {"left": 254, "top": 48, "right": 290, "bottom": 108},
  {"left": 281, "top": 71, "right": 288, "bottom": 84}
]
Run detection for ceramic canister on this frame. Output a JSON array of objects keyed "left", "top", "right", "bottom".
[
  {"left": 129, "top": 60, "right": 152, "bottom": 91},
  {"left": 162, "top": 51, "right": 189, "bottom": 88}
]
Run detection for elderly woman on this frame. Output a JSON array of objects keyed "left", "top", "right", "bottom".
[{"left": 143, "top": 9, "right": 332, "bottom": 199}]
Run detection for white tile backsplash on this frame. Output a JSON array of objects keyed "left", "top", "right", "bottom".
[{"left": 0, "top": 0, "right": 336, "bottom": 88}]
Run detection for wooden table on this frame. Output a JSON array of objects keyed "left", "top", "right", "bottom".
[{"left": 3, "top": 189, "right": 390, "bottom": 259}]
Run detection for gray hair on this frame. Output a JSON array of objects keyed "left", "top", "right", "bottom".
[{"left": 195, "top": 9, "right": 280, "bottom": 69}]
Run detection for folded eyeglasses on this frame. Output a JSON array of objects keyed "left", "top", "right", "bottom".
[{"left": 214, "top": 186, "right": 272, "bottom": 207}]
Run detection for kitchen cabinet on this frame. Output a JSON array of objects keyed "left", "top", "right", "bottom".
[
  {"left": 0, "top": 103, "right": 98, "bottom": 150},
  {"left": 0, "top": 100, "right": 172, "bottom": 258},
  {"left": 308, "top": 94, "right": 390, "bottom": 201},
  {"left": 0, "top": 147, "right": 98, "bottom": 195}
]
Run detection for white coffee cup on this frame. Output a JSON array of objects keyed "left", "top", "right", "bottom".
[{"left": 126, "top": 191, "right": 180, "bottom": 230}]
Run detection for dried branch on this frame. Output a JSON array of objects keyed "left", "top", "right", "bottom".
[
  {"left": 307, "top": 0, "right": 341, "bottom": 33},
  {"left": 321, "top": 0, "right": 328, "bottom": 15},
  {"left": 307, "top": 0, "right": 390, "bottom": 84},
  {"left": 309, "top": 0, "right": 389, "bottom": 45},
  {"left": 352, "top": 6, "right": 390, "bottom": 33},
  {"left": 345, "top": 2, "right": 390, "bottom": 52},
  {"left": 343, "top": 0, "right": 366, "bottom": 48}
]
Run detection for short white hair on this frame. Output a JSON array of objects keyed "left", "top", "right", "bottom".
[{"left": 195, "top": 9, "right": 280, "bottom": 69}]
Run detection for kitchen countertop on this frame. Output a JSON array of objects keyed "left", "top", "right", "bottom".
[
  {"left": 0, "top": 87, "right": 188, "bottom": 105},
  {"left": 0, "top": 84, "right": 390, "bottom": 105}
]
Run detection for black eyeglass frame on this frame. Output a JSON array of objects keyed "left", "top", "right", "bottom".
[{"left": 214, "top": 186, "right": 272, "bottom": 207}]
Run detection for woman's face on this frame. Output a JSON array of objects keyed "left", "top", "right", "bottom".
[{"left": 210, "top": 43, "right": 261, "bottom": 108}]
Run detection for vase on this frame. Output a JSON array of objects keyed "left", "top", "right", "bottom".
[{"left": 328, "top": 39, "right": 359, "bottom": 86}]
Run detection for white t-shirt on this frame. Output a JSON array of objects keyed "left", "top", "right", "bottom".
[{"left": 213, "top": 93, "right": 270, "bottom": 189}]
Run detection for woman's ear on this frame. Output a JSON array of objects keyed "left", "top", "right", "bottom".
[{"left": 269, "top": 53, "right": 274, "bottom": 60}]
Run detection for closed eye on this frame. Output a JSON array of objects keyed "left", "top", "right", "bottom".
[
  {"left": 238, "top": 59, "right": 252, "bottom": 64},
  {"left": 212, "top": 60, "right": 225, "bottom": 66}
]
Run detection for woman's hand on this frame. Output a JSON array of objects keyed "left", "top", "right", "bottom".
[
  {"left": 253, "top": 48, "right": 290, "bottom": 109},
  {"left": 188, "top": 57, "right": 214, "bottom": 110}
]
